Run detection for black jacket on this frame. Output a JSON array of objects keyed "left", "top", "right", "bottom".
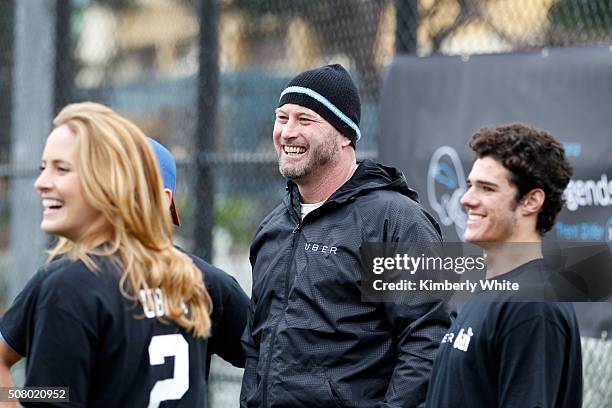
[{"left": 240, "top": 160, "right": 452, "bottom": 407}]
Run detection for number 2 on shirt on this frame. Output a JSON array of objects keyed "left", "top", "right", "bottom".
[{"left": 147, "top": 334, "right": 189, "bottom": 408}]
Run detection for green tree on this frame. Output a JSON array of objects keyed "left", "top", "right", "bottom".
[{"left": 548, "top": 0, "right": 612, "bottom": 45}]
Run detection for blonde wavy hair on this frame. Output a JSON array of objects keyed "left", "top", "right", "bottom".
[{"left": 47, "top": 102, "right": 212, "bottom": 338}]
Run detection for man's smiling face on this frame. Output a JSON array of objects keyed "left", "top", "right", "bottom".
[
  {"left": 273, "top": 103, "right": 341, "bottom": 182},
  {"left": 460, "top": 156, "right": 521, "bottom": 244}
]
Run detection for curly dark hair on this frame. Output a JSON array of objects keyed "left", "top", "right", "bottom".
[{"left": 469, "top": 123, "right": 573, "bottom": 235}]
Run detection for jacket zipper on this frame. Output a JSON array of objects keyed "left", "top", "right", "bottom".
[{"left": 261, "top": 221, "right": 301, "bottom": 407}]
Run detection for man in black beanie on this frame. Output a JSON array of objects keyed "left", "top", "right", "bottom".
[{"left": 240, "top": 64, "right": 452, "bottom": 407}]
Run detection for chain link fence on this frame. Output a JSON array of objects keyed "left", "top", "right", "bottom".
[
  {"left": 0, "top": 0, "right": 14, "bottom": 306},
  {"left": 1, "top": 0, "right": 611, "bottom": 406},
  {"left": 582, "top": 336, "right": 612, "bottom": 407}
]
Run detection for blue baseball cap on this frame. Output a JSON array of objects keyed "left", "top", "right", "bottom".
[{"left": 148, "top": 138, "right": 181, "bottom": 226}]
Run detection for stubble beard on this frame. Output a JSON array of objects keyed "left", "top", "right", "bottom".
[
  {"left": 466, "top": 207, "right": 519, "bottom": 246},
  {"left": 278, "top": 136, "right": 339, "bottom": 181}
]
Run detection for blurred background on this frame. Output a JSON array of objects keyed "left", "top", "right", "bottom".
[{"left": 1, "top": 0, "right": 611, "bottom": 406}]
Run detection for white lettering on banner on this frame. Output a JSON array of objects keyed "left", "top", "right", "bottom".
[{"left": 564, "top": 174, "right": 612, "bottom": 211}]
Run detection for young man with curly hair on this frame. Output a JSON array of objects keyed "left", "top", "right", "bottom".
[{"left": 426, "top": 123, "right": 582, "bottom": 407}]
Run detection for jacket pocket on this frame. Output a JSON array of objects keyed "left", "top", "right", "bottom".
[
  {"left": 325, "top": 379, "right": 345, "bottom": 408},
  {"left": 324, "top": 370, "right": 356, "bottom": 408}
]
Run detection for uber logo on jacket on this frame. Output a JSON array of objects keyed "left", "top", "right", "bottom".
[{"left": 304, "top": 242, "right": 338, "bottom": 254}]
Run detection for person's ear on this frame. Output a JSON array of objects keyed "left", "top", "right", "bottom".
[
  {"left": 520, "top": 188, "right": 545, "bottom": 215},
  {"left": 163, "top": 188, "right": 173, "bottom": 207},
  {"left": 340, "top": 133, "right": 352, "bottom": 148}
]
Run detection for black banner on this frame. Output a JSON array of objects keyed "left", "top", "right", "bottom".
[
  {"left": 379, "top": 46, "right": 612, "bottom": 336},
  {"left": 379, "top": 46, "right": 612, "bottom": 244}
]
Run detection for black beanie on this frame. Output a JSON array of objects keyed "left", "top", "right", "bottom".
[{"left": 278, "top": 64, "right": 361, "bottom": 144}]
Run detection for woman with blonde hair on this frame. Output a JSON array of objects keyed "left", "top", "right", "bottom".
[{"left": 0, "top": 102, "right": 242, "bottom": 407}]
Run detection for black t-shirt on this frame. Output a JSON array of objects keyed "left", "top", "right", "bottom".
[
  {"left": 0, "top": 263, "right": 50, "bottom": 357},
  {"left": 426, "top": 260, "right": 583, "bottom": 408},
  {"left": 0, "top": 253, "right": 249, "bottom": 407}
]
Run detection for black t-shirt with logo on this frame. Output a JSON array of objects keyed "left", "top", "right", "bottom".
[
  {"left": 425, "top": 260, "right": 582, "bottom": 408},
  {"left": 0, "top": 253, "right": 248, "bottom": 407}
]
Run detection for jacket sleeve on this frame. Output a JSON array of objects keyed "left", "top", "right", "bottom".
[
  {"left": 239, "top": 297, "right": 259, "bottom": 407},
  {"left": 239, "top": 221, "right": 272, "bottom": 408},
  {"left": 205, "top": 267, "right": 250, "bottom": 368},
  {"left": 380, "top": 204, "right": 453, "bottom": 407},
  {"left": 381, "top": 301, "right": 452, "bottom": 407}
]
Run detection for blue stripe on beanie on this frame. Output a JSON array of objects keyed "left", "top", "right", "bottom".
[
  {"left": 279, "top": 86, "right": 361, "bottom": 142},
  {"left": 278, "top": 64, "right": 361, "bottom": 145}
]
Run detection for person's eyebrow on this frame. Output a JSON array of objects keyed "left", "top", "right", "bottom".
[{"left": 467, "top": 178, "right": 499, "bottom": 188}]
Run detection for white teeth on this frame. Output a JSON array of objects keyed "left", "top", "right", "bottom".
[
  {"left": 284, "top": 146, "right": 306, "bottom": 155},
  {"left": 468, "top": 214, "right": 484, "bottom": 221},
  {"left": 42, "top": 199, "right": 63, "bottom": 209}
]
